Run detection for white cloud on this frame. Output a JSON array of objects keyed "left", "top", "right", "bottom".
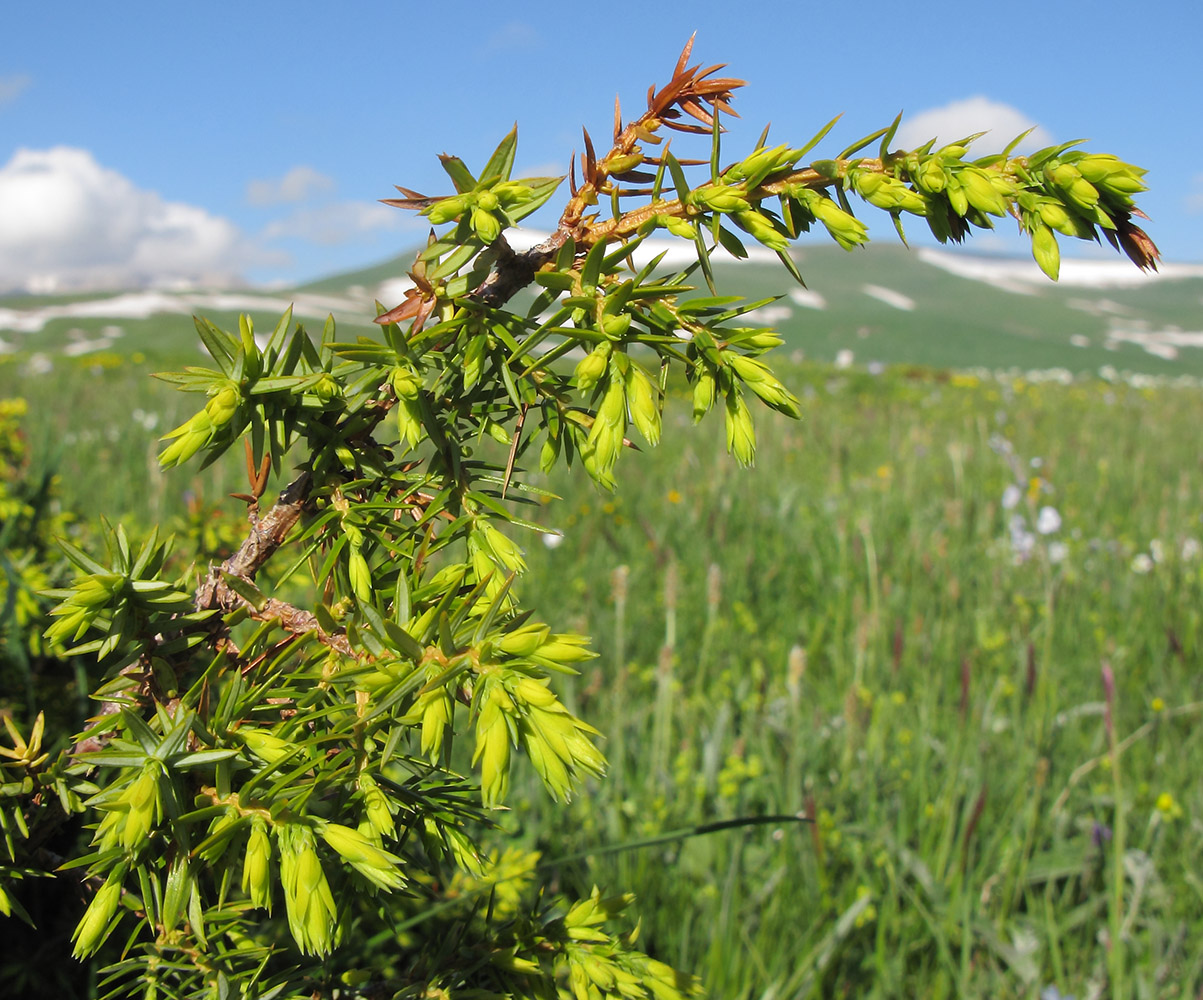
[
  {"left": 263, "top": 201, "right": 416, "bottom": 245},
  {"left": 246, "top": 165, "right": 336, "bottom": 206},
  {"left": 0, "top": 74, "right": 31, "bottom": 107},
  {"left": 893, "top": 97, "right": 1052, "bottom": 154},
  {"left": 0, "top": 147, "right": 268, "bottom": 293}
]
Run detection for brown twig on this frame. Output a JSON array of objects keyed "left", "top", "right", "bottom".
[{"left": 193, "top": 471, "right": 354, "bottom": 658}]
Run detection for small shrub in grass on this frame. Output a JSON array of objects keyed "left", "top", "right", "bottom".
[{"left": 0, "top": 37, "right": 1157, "bottom": 999}]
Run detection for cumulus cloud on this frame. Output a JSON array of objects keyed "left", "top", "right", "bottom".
[
  {"left": 894, "top": 96, "right": 1052, "bottom": 154},
  {"left": 0, "top": 147, "right": 267, "bottom": 294},
  {"left": 0, "top": 74, "right": 31, "bottom": 107},
  {"left": 263, "top": 201, "right": 415, "bottom": 245},
  {"left": 246, "top": 165, "right": 336, "bottom": 206}
]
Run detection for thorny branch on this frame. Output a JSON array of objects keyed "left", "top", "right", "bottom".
[
  {"left": 193, "top": 471, "right": 354, "bottom": 658},
  {"left": 381, "top": 33, "right": 1157, "bottom": 324}
]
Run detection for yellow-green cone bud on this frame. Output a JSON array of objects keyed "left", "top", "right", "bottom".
[
  {"left": 72, "top": 868, "right": 125, "bottom": 959},
  {"left": 242, "top": 818, "right": 273, "bottom": 911},
  {"left": 724, "top": 392, "right": 756, "bottom": 467},
  {"left": 727, "top": 354, "right": 800, "bottom": 417},
  {"left": 396, "top": 396, "right": 423, "bottom": 451},
  {"left": 584, "top": 375, "right": 627, "bottom": 484},
  {"left": 205, "top": 384, "right": 240, "bottom": 428},
  {"left": 318, "top": 821, "right": 406, "bottom": 891},
  {"left": 348, "top": 548, "right": 372, "bottom": 604},
  {"left": 732, "top": 210, "right": 790, "bottom": 251},
  {"left": 1031, "top": 224, "right": 1060, "bottom": 280},
  {"left": 534, "top": 633, "right": 598, "bottom": 665},
  {"left": 853, "top": 171, "right": 887, "bottom": 200},
  {"left": 1074, "top": 154, "right": 1120, "bottom": 183},
  {"left": 1067, "top": 177, "right": 1099, "bottom": 212},
  {"left": 241, "top": 729, "right": 296, "bottom": 766},
  {"left": 1076, "top": 155, "right": 1146, "bottom": 197},
  {"left": 892, "top": 184, "right": 928, "bottom": 216},
  {"left": 480, "top": 520, "right": 526, "bottom": 573},
  {"left": 574, "top": 342, "right": 611, "bottom": 392},
  {"left": 279, "top": 825, "right": 339, "bottom": 956},
  {"left": 158, "top": 410, "right": 215, "bottom": 467},
  {"left": 625, "top": 364, "right": 661, "bottom": 446},
  {"left": 959, "top": 167, "right": 1008, "bottom": 217},
  {"left": 474, "top": 690, "right": 514, "bottom": 808},
  {"left": 600, "top": 313, "right": 632, "bottom": 339},
  {"left": 418, "top": 686, "right": 453, "bottom": 759},
  {"left": 493, "top": 180, "right": 531, "bottom": 206},
  {"left": 359, "top": 774, "right": 394, "bottom": 840},
  {"left": 511, "top": 675, "right": 560, "bottom": 709},
  {"left": 692, "top": 368, "right": 716, "bottom": 423},
  {"left": 606, "top": 152, "right": 645, "bottom": 174},
  {"left": 691, "top": 183, "right": 750, "bottom": 214},
  {"left": 1048, "top": 162, "right": 1080, "bottom": 188},
  {"left": 728, "top": 328, "right": 783, "bottom": 351},
  {"left": 390, "top": 366, "right": 420, "bottom": 399},
  {"left": 663, "top": 215, "right": 697, "bottom": 240},
  {"left": 471, "top": 206, "right": 501, "bottom": 243},
  {"left": 1036, "top": 200, "right": 1092, "bottom": 238},
  {"left": 807, "top": 192, "right": 869, "bottom": 250},
  {"left": 524, "top": 727, "right": 572, "bottom": 801},
  {"left": 462, "top": 335, "right": 485, "bottom": 390},
  {"left": 944, "top": 173, "right": 969, "bottom": 216},
  {"left": 1048, "top": 162, "right": 1100, "bottom": 213},
  {"left": 497, "top": 622, "right": 551, "bottom": 657},
  {"left": 915, "top": 158, "right": 947, "bottom": 194},
  {"left": 119, "top": 763, "right": 161, "bottom": 850},
  {"left": 426, "top": 195, "right": 468, "bottom": 225},
  {"left": 539, "top": 435, "right": 559, "bottom": 473}
]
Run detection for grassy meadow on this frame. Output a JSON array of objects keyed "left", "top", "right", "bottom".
[{"left": 3, "top": 342, "right": 1203, "bottom": 997}]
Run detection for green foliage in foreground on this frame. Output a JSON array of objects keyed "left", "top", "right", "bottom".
[
  {"left": 5, "top": 362, "right": 1203, "bottom": 997},
  {"left": 0, "top": 36, "right": 1168, "bottom": 1000}
]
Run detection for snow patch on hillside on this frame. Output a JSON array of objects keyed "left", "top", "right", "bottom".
[
  {"left": 504, "top": 227, "right": 782, "bottom": 267},
  {"left": 744, "top": 305, "right": 793, "bottom": 325},
  {"left": 862, "top": 285, "right": 915, "bottom": 311},
  {"left": 1105, "top": 322, "right": 1203, "bottom": 361},
  {"left": 918, "top": 248, "right": 1203, "bottom": 291},
  {"left": 0, "top": 290, "right": 371, "bottom": 333},
  {"left": 788, "top": 288, "right": 827, "bottom": 309}
]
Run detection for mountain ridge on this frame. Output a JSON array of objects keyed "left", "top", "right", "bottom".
[{"left": 2, "top": 238, "right": 1200, "bottom": 376}]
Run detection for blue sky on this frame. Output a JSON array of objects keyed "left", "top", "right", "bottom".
[{"left": 1, "top": 0, "right": 1199, "bottom": 293}]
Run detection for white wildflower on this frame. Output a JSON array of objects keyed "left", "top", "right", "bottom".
[
  {"left": 1009, "top": 515, "right": 1036, "bottom": 563},
  {"left": 1036, "top": 506, "right": 1061, "bottom": 535}
]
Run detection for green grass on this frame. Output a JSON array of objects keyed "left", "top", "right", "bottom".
[
  {"left": 4, "top": 352, "right": 1203, "bottom": 997},
  {"left": 507, "top": 368, "right": 1203, "bottom": 998}
]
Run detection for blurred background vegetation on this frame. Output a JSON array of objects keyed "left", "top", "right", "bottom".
[{"left": 3, "top": 257, "right": 1202, "bottom": 997}]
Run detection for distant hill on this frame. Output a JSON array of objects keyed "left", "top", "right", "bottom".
[{"left": 2, "top": 236, "right": 1201, "bottom": 376}]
